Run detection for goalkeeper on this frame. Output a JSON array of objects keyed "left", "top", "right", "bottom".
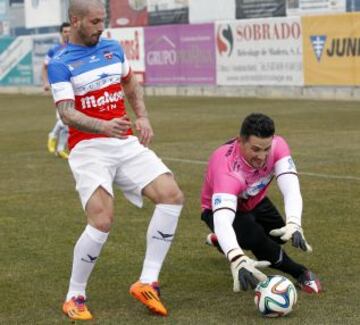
[{"left": 201, "top": 113, "right": 321, "bottom": 293}]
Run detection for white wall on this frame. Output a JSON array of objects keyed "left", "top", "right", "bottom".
[{"left": 189, "top": 0, "right": 235, "bottom": 24}]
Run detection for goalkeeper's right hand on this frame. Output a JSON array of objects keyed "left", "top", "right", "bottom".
[{"left": 228, "top": 248, "right": 270, "bottom": 292}]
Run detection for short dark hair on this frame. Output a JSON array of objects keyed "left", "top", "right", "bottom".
[
  {"left": 60, "top": 22, "right": 71, "bottom": 33},
  {"left": 240, "top": 113, "right": 275, "bottom": 139}
]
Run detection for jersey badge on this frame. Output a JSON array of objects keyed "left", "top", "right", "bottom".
[{"left": 103, "top": 51, "right": 113, "bottom": 60}]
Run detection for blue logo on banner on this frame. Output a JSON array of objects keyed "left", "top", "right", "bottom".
[{"left": 310, "top": 35, "right": 327, "bottom": 62}]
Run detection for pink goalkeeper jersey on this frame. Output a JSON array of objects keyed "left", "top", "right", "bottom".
[{"left": 201, "top": 136, "right": 291, "bottom": 212}]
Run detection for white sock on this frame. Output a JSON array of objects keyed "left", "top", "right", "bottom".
[
  {"left": 140, "top": 204, "right": 182, "bottom": 284},
  {"left": 66, "top": 224, "right": 109, "bottom": 300},
  {"left": 50, "top": 119, "right": 63, "bottom": 138},
  {"left": 57, "top": 126, "right": 68, "bottom": 152}
]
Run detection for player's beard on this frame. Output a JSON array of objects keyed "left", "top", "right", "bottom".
[{"left": 79, "top": 25, "right": 102, "bottom": 46}]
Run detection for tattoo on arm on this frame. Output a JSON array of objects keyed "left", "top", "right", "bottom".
[
  {"left": 57, "top": 100, "right": 105, "bottom": 134},
  {"left": 123, "top": 76, "right": 148, "bottom": 118}
]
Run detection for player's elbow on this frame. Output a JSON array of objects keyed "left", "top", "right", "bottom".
[{"left": 57, "top": 110, "right": 71, "bottom": 126}]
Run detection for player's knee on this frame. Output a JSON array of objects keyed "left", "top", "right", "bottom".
[
  {"left": 91, "top": 216, "right": 113, "bottom": 233},
  {"left": 87, "top": 207, "right": 114, "bottom": 232},
  {"left": 162, "top": 187, "right": 184, "bottom": 205},
  {"left": 173, "top": 188, "right": 185, "bottom": 205}
]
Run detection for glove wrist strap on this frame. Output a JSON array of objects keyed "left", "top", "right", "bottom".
[
  {"left": 286, "top": 218, "right": 301, "bottom": 227},
  {"left": 227, "top": 248, "right": 244, "bottom": 262}
]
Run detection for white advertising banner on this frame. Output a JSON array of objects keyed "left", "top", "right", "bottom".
[
  {"left": 216, "top": 17, "right": 304, "bottom": 86},
  {"left": 104, "top": 27, "right": 145, "bottom": 82},
  {"left": 24, "top": 0, "right": 62, "bottom": 28},
  {"left": 189, "top": 0, "right": 235, "bottom": 24},
  {"left": 286, "top": 0, "right": 346, "bottom": 16}
]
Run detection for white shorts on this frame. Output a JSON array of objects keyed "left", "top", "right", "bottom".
[{"left": 68, "top": 136, "right": 171, "bottom": 210}]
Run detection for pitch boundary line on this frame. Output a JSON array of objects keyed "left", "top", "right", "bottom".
[{"left": 163, "top": 157, "right": 360, "bottom": 182}]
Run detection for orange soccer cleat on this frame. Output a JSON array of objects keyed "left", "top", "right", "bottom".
[
  {"left": 129, "top": 281, "right": 168, "bottom": 316},
  {"left": 62, "top": 295, "right": 93, "bottom": 321}
]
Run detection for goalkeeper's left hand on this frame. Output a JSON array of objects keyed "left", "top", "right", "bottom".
[{"left": 269, "top": 222, "right": 312, "bottom": 252}]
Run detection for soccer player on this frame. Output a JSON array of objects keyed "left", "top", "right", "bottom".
[
  {"left": 201, "top": 113, "right": 322, "bottom": 294},
  {"left": 42, "top": 22, "right": 71, "bottom": 159},
  {"left": 48, "top": 0, "right": 184, "bottom": 320}
]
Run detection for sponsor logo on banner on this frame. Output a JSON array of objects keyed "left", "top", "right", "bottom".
[
  {"left": 216, "top": 17, "right": 303, "bottom": 86},
  {"left": 303, "top": 13, "right": 360, "bottom": 85},
  {"left": 146, "top": 35, "right": 177, "bottom": 66},
  {"left": 216, "top": 24, "right": 233, "bottom": 57},
  {"left": 326, "top": 37, "right": 360, "bottom": 57},
  {"left": 310, "top": 35, "right": 327, "bottom": 62},
  {"left": 234, "top": 21, "right": 301, "bottom": 41},
  {"left": 145, "top": 24, "right": 216, "bottom": 85}
]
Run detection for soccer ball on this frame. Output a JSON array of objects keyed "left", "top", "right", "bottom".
[{"left": 254, "top": 275, "right": 297, "bottom": 317}]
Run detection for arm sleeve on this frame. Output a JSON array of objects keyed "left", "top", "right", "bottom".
[
  {"left": 213, "top": 208, "right": 243, "bottom": 256},
  {"left": 48, "top": 61, "right": 75, "bottom": 103},
  {"left": 212, "top": 193, "right": 243, "bottom": 256},
  {"left": 275, "top": 156, "right": 302, "bottom": 225}
]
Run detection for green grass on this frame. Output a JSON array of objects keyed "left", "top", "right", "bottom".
[{"left": 0, "top": 94, "right": 359, "bottom": 324}]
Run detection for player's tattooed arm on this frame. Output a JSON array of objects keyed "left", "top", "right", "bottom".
[
  {"left": 57, "top": 100, "right": 131, "bottom": 138},
  {"left": 122, "top": 71, "right": 148, "bottom": 118},
  {"left": 122, "top": 71, "right": 154, "bottom": 146},
  {"left": 57, "top": 100, "right": 105, "bottom": 133}
]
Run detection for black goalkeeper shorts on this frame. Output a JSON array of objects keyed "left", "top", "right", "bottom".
[{"left": 201, "top": 197, "right": 286, "bottom": 246}]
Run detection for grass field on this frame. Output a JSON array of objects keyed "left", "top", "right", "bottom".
[{"left": 0, "top": 93, "right": 360, "bottom": 324}]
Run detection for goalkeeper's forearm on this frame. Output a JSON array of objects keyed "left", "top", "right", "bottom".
[
  {"left": 213, "top": 209, "right": 244, "bottom": 257},
  {"left": 277, "top": 172, "right": 303, "bottom": 225}
]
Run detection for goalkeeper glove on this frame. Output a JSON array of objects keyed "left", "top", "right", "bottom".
[
  {"left": 269, "top": 222, "right": 312, "bottom": 252},
  {"left": 228, "top": 248, "right": 270, "bottom": 292}
]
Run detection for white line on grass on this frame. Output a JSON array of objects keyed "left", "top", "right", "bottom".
[{"left": 163, "top": 157, "right": 360, "bottom": 182}]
